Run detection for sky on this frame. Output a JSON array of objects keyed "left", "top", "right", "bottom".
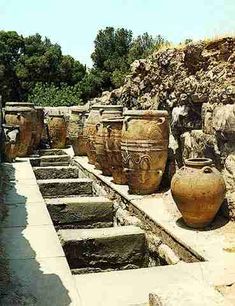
[{"left": 0, "top": 0, "right": 234, "bottom": 67}]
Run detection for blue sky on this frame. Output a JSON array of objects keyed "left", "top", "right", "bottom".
[{"left": 0, "top": 0, "right": 234, "bottom": 66}]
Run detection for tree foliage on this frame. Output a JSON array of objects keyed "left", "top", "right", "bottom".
[{"left": 0, "top": 28, "right": 170, "bottom": 106}]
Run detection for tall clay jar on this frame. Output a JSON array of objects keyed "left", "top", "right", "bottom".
[
  {"left": 2, "top": 124, "right": 20, "bottom": 162},
  {"left": 102, "top": 118, "right": 127, "bottom": 184},
  {"left": 4, "top": 106, "right": 34, "bottom": 157},
  {"left": 171, "top": 158, "right": 226, "bottom": 228},
  {"left": 121, "top": 110, "right": 169, "bottom": 195},
  {"left": 83, "top": 105, "right": 103, "bottom": 165},
  {"left": 33, "top": 106, "right": 45, "bottom": 150},
  {"left": 47, "top": 114, "right": 67, "bottom": 149},
  {"left": 5, "top": 102, "right": 36, "bottom": 154},
  {"left": 68, "top": 107, "right": 87, "bottom": 156},
  {"left": 95, "top": 105, "right": 123, "bottom": 174}
]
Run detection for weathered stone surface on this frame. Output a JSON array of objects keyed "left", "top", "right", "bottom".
[
  {"left": 149, "top": 283, "right": 230, "bottom": 306},
  {"left": 40, "top": 154, "right": 71, "bottom": 164},
  {"left": 37, "top": 178, "right": 93, "bottom": 197},
  {"left": 58, "top": 226, "right": 146, "bottom": 270},
  {"left": 33, "top": 166, "right": 79, "bottom": 180},
  {"left": 46, "top": 196, "right": 114, "bottom": 228}
]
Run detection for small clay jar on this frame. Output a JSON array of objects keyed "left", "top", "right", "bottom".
[
  {"left": 68, "top": 107, "right": 87, "bottom": 156},
  {"left": 102, "top": 118, "right": 127, "bottom": 184},
  {"left": 4, "top": 106, "right": 34, "bottom": 157},
  {"left": 2, "top": 124, "right": 20, "bottom": 162},
  {"left": 171, "top": 158, "right": 226, "bottom": 228},
  {"left": 47, "top": 114, "right": 67, "bottom": 149}
]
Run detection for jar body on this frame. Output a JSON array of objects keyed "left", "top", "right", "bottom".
[
  {"left": 103, "top": 118, "right": 127, "bottom": 184},
  {"left": 4, "top": 107, "right": 33, "bottom": 157},
  {"left": 121, "top": 110, "right": 169, "bottom": 195},
  {"left": 47, "top": 115, "right": 67, "bottom": 149},
  {"left": 94, "top": 106, "right": 123, "bottom": 173},
  {"left": 68, "top": 108, "right": 87, "bottom": 156},
  {"left": 171, "top": 158, "right": 226, "bottom": 228}
]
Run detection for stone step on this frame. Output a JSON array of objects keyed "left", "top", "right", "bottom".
[
  {"left": 37, "top": 178, "right": 93, "bottom": 197},
  {"left": 45, "top": 196, "right": 114, "bottom": 228},
  {"left": 58, "top": 225, "right": 146, "bottom": 271},
  {"left": 33, "top": 166, "right": 79, "bottom": 180},
  {"left": 40, "top": 154, "right": 71, "bottom": 164},
  {"left": 39, "top": 149, "right": 66, "bottom": 156}
]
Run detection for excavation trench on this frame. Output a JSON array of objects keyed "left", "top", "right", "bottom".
[{"left": 32, "top": 149, "right": 172, "bottom": 275}]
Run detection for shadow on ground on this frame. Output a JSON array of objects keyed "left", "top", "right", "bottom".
[{"left": 0, "top": 162, "right": 72, "bottom": 306}]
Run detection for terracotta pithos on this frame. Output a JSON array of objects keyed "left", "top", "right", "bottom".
[
  {"left": 4, "top": 106, "right": 34, "bottom": 157},
  {"left": 47, "top": 114, "right": 67, "bottom": 149},
  {"left": 5, "top": 102, "right": 37, "bottom": 154},
  {"left": 102, "top": 118, "right": 127, "bottom": 184},
  {"left": 171, "top": 158, "right": 226, "bottom": 228},
  {"left": 94, "top": 105, "right": 123, "bottom": 173},
  {"left": 83, "top": 105, "right": 103, "bottom": 165},
  {"left": 33, "top": 106, "right": 45, "bottom": 150},
  {"left": 2, "top": 124, "right": 20, "bottom": 162},
  {"left": 121, "top": 110, "right": 169, "bottom": 195},
  {"left": 68, "top": 107, "right": 87, "bottom": 156}
]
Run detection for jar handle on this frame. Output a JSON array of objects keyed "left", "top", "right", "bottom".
[
  {"left": 17, "top": 112, "right": 21, "bottom": 119},
  {"left": 96, "top": 123, "right": 101, "bottom": 131},
  {"left": 157, "top": 117, "right": 166, "bottom": 125},
  {"left": 107, "top": 125, "right": 112, "bottom": 136},
  {"left": 99, "top": 108, "right": 104, "bottom": 115},
  {"left": 124, "top": 116, "right": 131, "bottom": 130},
  {"left": 202, "top": 166, "right": 213, "bottom": 174}
]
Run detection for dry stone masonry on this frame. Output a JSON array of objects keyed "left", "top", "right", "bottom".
[{"left": 91, "top": 37, "right": 235, "bottom": 219}]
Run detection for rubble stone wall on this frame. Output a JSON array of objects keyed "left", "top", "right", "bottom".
[{"left": 91, "top": 37, "right": 235, "bottom": 219}]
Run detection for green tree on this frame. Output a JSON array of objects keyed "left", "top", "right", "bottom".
[{"left": 0, "top": 31, "right": 24, "bottom": 101}]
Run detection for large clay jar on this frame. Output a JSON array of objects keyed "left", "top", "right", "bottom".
[
  {"left": 121, "top": 110, "right": 169, "bottom": 195},
  {"left": 68, "top": 107, "right": 87, "bottom": 156},
  {"left": 95, "top": 105, "right": 123, "bottom": 174},
  {"left": 2, "top": 124, "right": 20, "bottom": 162},
  {"left": 83, "top": 105, "right": 103, "bottom": 165},
  {"left": 5, "top": 102, "right": 37, "bottom": 154},
  {"left": 171, "top": 158, "right": 226, "bottom": 228},
  {"left": 47, "top": 114, "right": 67, "bottom": 149},
  {"left": 102, "top": 118, "right": 127, "bottom": 184},
  {"left": 4, "top": 106, "right": 34, "bottom": 157},
  {"left": 33, "top": 106, "right": 45, "bottom": 150}
]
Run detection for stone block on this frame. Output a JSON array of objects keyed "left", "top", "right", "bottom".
[
  {"left": 58, "top": 226, "right": 146, "bottom": 270},
  {"left": 46, "top": 196, "right": 113, "bottom": 228},
  {"left": 33, "top": 166, "right": 79, "bottom": 180},
  {"left": 37, "top": 178, "right": 93, "bottom": 197}
]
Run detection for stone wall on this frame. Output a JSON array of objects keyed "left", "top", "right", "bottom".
[{"left": 90, "top": 37, "right": 235, "bottom": 219}]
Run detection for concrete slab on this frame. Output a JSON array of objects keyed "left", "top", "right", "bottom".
[
  {"left": 37, "top": 178, "right": 93, "bottom": 197},
  {"left": 1, "top": 157, "right": 81, "bottom": 306},
  {"left": 1, "top": 225, "right": 64, "bottom": 259},
  {"left": 74, "top": 263, "right": 230, "bottom": 306},
  {"left": 33, "top": 166, "right": 79, "bottom": 180},
  {"left": 1, "top": 160, "right": 36, "bottom": 182},
  {"left": 0, "top": 201, "right": 52, "bottom": 227},
  {"left": 5, "top": 257, "right": 81, "bottom": 306},
  {"left": 3, "top": 181, "right": 44, "bottom": 205}
]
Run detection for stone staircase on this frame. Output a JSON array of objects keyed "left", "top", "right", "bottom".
[{"left": 30, "top": 149, "right": 232, "bottom": 306}]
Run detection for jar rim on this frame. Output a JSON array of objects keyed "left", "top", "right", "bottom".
[
  {"left": 185, "top": 158, "right": 212, "bottom": 166},
  {"left": 123, "top": 110, "right": 168, "bottom": 117}
]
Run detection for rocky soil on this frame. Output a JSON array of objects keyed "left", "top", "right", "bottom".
[{"left": 91, "top": 37, "right": 235, "bottom": 220}]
